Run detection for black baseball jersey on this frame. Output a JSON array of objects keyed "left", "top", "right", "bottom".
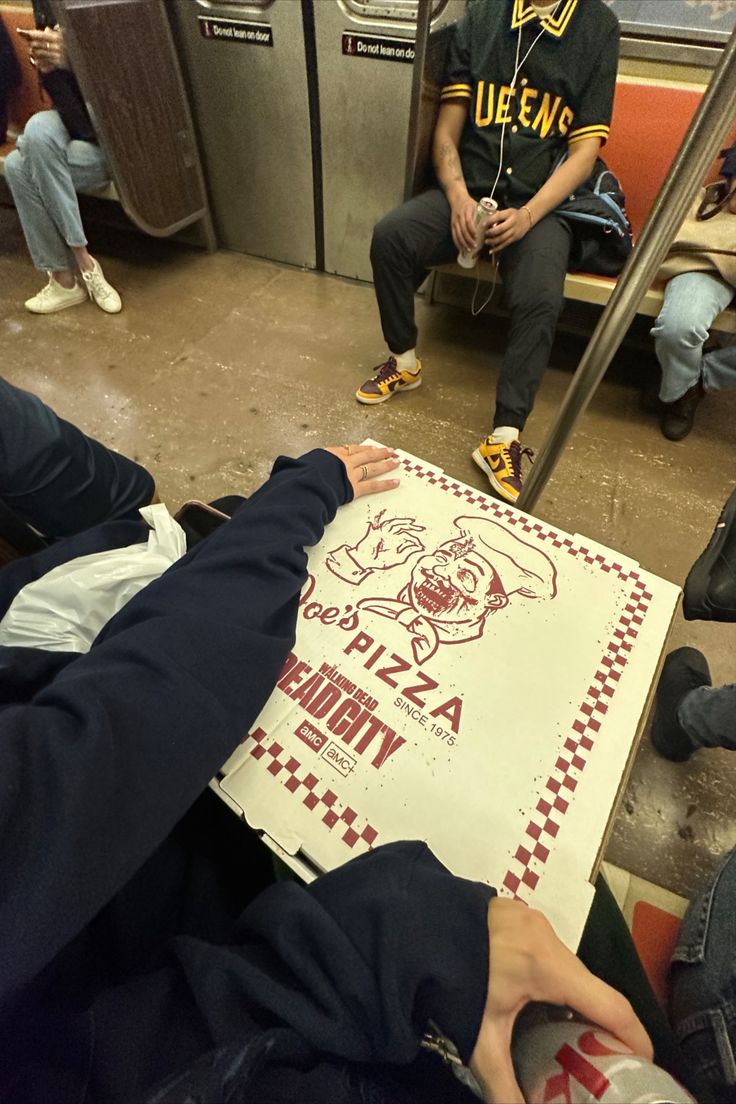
[{"left": 441, "top": 0, "right": 620, "bottom": 205}]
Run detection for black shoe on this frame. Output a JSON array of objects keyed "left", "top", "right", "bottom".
[
  {"left": 650, "top": 647, "right": 711, "bottom": 762},
  {"left": 659, "top": 382, "right": 704, "bottom": 441},
  {"left": 683, "top": 488, "right": 736, "bottom": 622}
]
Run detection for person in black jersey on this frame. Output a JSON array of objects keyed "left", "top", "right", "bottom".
[
  {"left": 356, "top": 0, "right": 620, "bottom": 506},
  {"left": 4, "top": 24, "right": 122, "bottom": 314}
]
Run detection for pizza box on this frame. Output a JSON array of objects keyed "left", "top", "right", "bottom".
[{"left": 215, "top": 444, "right": 679, "bottom": 950}]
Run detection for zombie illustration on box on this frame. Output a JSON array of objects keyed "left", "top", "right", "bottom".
[
  {"left": 326, "top": 513, "right": 557, "bottom": 664},
  {"left": 326, "top": 511, "right": 427, "bottom": 583}
]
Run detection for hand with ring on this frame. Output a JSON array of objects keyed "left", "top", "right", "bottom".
[
  {"left": 22, "top": 27, "right": 68, "bottom": 74},
  {"left": 324, "top": 443, "right": 400, "bottom": 499}
]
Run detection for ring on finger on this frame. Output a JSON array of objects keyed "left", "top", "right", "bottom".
[{"left": 360, "top": 464, "right": 368, "bottom": 482}]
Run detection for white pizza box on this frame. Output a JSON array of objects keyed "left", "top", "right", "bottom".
[{"left": 216, "top": 443, "right": 679, "bottom": 949}]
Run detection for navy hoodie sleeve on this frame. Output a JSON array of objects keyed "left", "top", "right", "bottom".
[
  {"left": 234, "top": 840, "right": 494, "bottom": 1065},
  {"left": 87, "top": 843, "right": 494, "bottom": 1102},
  {"left": 0, "top": 449, "right": 351, "bottom": 1012},
  {"left": 0, "top": 376, "right": 154, "bottom": 536}
]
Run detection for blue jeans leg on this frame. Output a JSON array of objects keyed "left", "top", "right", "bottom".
[
  {"left": 703, "top": 342, "right": 736, "bottom": 393},
  {"left": 678, "top": 682, "right": 736, "bottom": 751},
  {"left": 4, "top": 110, "right": 109, "bottom": 272},
  {"left": 651, "top": 271, "right": 734, "bottom": 403},
  {"left": 5, "top": 143, "right": 72, "bottom": 272},
  {"left": 670, "top": 849, "right": 736, "bottom": 1102}
]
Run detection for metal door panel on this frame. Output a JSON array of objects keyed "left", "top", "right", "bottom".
[
  {"left": 314, "top": 0, "right": 464, "bottom": 281},
  {"left": 171, "top": 0, "right": 316, "bottom": 266}
]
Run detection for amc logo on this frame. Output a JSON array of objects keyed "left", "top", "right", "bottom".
[
  {"left": 295, "top": 721, "right": 327, "bottom": 752},
  {"left": 321, "top": 741, "right": 357, "bottom": 778}
]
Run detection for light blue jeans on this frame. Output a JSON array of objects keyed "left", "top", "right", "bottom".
[
  {"left": 651, "top": 270, "right": 736, "bottom": 402},
  {"left": 4, "top": 109, "right": 109, "bottom": 272}
]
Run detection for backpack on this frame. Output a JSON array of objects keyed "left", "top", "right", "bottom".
[
  {"left": 696, "top": 142, "right": 736, "bottom": 221},
  {"left": 550, "top": 154, "right": 633, "bottom": 277}
]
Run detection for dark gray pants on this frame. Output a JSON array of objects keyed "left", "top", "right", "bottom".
[
  {"left": 370, "top": 188, "right": 572, "bottom": 431},
  {"left": 679, "top": 682, "right": 736, "bottom": 751}
]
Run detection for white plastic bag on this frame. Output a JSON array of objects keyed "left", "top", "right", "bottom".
[{"left": 0, "top": 504, "right": 186, "bottom": 653}]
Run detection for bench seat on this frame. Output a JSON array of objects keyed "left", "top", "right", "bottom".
[{"left": 432, "top": 263, "right": 736, "bottom": 334}]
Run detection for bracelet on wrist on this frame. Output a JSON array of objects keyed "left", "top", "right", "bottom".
[{"left": 521, "top": 205, "right": 534, "bottom": 229}]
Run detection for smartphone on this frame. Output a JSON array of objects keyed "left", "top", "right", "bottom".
[
  {"left": 174, "top": 501, "right": 231, "bottom": 548},
  {"left": 31, "top": 0, "right": 56, "bottom": 29}
]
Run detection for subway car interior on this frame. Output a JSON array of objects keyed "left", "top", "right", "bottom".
[{"left": 1, "top": 0, "right": 736, "bottom": 1095}]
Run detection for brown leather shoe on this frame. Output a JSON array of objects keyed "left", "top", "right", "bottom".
[{"left": 659, "top": 382, "right": 704, "bottom": 441}]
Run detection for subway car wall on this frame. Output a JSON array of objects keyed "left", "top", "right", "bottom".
[{"left": 169, "top": 0, "right": 465, "bottom": 277}]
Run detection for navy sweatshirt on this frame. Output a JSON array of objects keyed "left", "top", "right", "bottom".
[
  {"left": 0, "top": 375, "right": 154, "bottom": 538},
  {"left": 0, "top": 450, "right": 493, "bottom": 1103}
]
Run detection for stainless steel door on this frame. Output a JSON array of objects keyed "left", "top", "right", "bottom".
[
  {"left": 170, "top": 0, "right": 316, "bottom": 266},
  {"left": 314, "top": 0, "right": 464, "bottom": 281}
]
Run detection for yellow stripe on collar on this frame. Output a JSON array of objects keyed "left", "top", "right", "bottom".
[{"left": 511, "top": 0, "right": 578, "bottom": 38}]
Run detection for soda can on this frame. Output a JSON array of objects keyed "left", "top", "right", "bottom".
[
  {"left": 457, "top": 196, "right": 498, "bottom": 268},
  {"left": 512, "top": 1006, "right": 696, "bottom": 1104}
]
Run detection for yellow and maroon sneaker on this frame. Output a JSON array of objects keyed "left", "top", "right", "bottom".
[
  {"left": 471, "top": 436, "right": 533, "bottom": 504},
  {"left": 355, "top": 356, "right": 423, "bottom": 405}
]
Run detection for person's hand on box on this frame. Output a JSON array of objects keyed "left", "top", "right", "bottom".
[{"left": 324, "top": 444, "right": 401, "bottom": 499}]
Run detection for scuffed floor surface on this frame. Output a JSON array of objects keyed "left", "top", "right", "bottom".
[{"left": 2, "top": 207, "right": 735, "bottom": 901}]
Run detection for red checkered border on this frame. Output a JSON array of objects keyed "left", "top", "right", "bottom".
[
  {"left": 240, "top": 727, "right": 379, "bottom": 851},
  {"left": 401, "top": 457, "right": 653, "bottom": 903}
]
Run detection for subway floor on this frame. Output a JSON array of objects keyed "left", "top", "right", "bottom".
[{"left": 2, "top": 204, "right": 735, "bottom": 901}]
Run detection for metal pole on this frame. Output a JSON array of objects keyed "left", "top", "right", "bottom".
[
  {"left": 404, "top": 0, "right": 433, "bottom": 202},
  {"left": 518, "top": 29, "right": 736, "bottom": 514}
]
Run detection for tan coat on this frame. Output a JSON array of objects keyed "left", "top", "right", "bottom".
[{"left": 658, "top": 194, "right": 736, "bottom": 291}]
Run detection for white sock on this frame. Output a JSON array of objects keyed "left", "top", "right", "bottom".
[
  {"left": 492, "top": 425, "right": 520, "bottom": 444},
  {"left": 395, "top": 349, "right": 417, "bottom": 373}
]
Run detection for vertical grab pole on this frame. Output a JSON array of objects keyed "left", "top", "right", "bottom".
[
  {"left": 404, "top": 0, "right": 433, "bottom": 202},
  {"left": 517, "top": 29, "right": 736, "bottom": 515}
]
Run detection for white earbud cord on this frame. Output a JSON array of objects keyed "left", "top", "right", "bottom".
[{"left": 471, "top": 3, "right": 560, "bottom": 317}]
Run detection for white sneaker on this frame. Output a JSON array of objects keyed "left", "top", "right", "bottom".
[
  {"left": 24, "top": 275, "right": 88, "bottom": 314},
  {"left": 82, "top": 258, "right": 122, "bottom": 314}
]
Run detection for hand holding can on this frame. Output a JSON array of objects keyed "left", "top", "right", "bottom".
[{"left": 457, "top": 197, "right": 498, "bottom": 269}]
